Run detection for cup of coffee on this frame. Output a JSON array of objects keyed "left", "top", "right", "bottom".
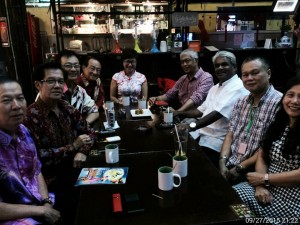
[
  {"left": 163, "top": 111, "right": 173, "bottom": 124},
  {"left": 122, "top": 96, "right": 130, "bottom": 106},
  {"left": 158, "top": 166, "right": 181, "bottom": 191},
  {"left": 138, "top": 99, "right": 147, "bottom": 109},
  {"left": 105, "top": 144, "right": 119, "bottom": 164},
  {"left": 105, "top": 101, "right": 114, "bottom": 110},
  {"left": 173, "top": 155, "right": 188, "bottom": 178}
]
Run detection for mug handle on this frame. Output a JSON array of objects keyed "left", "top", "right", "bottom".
[{"left": 173, "top": 173, "right": 181, "bottom": 188}]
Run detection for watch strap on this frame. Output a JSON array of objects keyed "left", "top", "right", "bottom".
[
  {"left": 264, "top": 173, "right": 270, "bottom": 187},
  {"left": 41, "top": 197, "right": 53, "bottom": 206}
]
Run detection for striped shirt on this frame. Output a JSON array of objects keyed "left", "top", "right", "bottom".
[
  {"left": 226, "top": 85, "right": 282, "bottom": 167},
  {"left": 165, "top": 68, "right": 213, "bottom": 107}
]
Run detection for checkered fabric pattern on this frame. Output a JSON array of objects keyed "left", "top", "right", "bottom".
[{"left": 233, "top": 126, "right": 300, "bottom": 220}]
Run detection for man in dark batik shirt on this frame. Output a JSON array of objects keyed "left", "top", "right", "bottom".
[{"left": 25, "top": 62, "right": 93, "bottom": 225}]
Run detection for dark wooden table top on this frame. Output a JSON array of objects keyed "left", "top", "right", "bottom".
[{"left": 75, "top": 105, "right": 246, "bottom": 225}]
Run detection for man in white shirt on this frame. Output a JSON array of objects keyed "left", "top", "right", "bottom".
[{"left": 174, "top": 51, "right": 249, "bottom": 167}]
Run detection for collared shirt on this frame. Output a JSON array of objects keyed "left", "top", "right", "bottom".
[
  {"left": 75, "top": 75, "right": 105, "bottom": 110},
  {"left": 63, "top": 84, "right": 98, "bottom": 115},
  {"left": 0, "top": 125, "right": 42, "bottom": 225},
  {"left": 24, "top": 98, "right": 91, "bottom": 179},
  {"left": 165, "top": 68, "right": 213, "bottom": 107},
  {"left": 226, "top": 85, "right": 282, "bottom": 167},
  {"left": 197, "top": 75, "right": 249, "bottom": 152},
  {"left": 112, "top": 70, "right": 147, "bottom": 103}
]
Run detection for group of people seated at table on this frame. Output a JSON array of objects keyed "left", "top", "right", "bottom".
[{"left": 1, "top": 46, "right": 300, "bottom": 224}]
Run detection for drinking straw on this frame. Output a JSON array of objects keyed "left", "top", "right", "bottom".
[
  {"left": 174, "top": 125, "right": 183, "bottom": 156},
  {"left": 167, "top": 107, "right": 170, "bottom": 113}
]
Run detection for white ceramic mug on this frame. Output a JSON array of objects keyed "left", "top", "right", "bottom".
[
  {"left": 160, "top": 41, "right": 167, "bottom": 52},
  {"left": 105, "top": 101, "right": 114, "bottom": 110},
  {"left": 163, "top": 111, "right": 173, "bottom": 124},
  {"left": 105, "top": 144, "right": 119, "bottom": 164},
  {"left": 122, "top": 96, "right": 130, "bottom": 106},
  {"left": 173, "top": 155, "right": 188, "bottom": 178},
  {"left": 158, "top": 166, "right": 181, "bottom": 191},
  {"left": 138, "top": 99, "right": 147, "bottom": 109}
]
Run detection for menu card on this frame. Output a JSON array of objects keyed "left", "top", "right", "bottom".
[{"left": 75, "top": 167, "right": 128, "bottom": 186}]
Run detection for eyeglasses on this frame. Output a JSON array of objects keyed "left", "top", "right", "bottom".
[
  {"left": 180, "top": 58, "right": 193, "bottom": 65},
  {"left": 62, "top": 63, "right": 80, "bottom": 69},
  {"left": 88, "top": 66, "right": 101, "bottom": 73},
  {"left": 123, "top": 59, "right": 136, "bottom": 64},
  {"left": 41, "top": 79, "right": 64, "bottom": 85}
]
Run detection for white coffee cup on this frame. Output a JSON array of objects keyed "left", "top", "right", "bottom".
[
  {"left": 163, "top": 111, "right": 173, "bottom": 124},
  {"left": 160, "top": 41, "right": 167, "bottom": 52},
  {"left": 173, "top": 155, "right": 188, "bottom": 178},
  {"left": 122, "top": 96, "right": 130, "bottom": 106},
  {"left": 158, "top": 166, "right": 181, "bottom": 191},
  {"left": 105, "top": 101, "right": 114, "bottom": 110},
  {"left": 105, "top": 144, "right": 119, "bottom": 164},
  {"left": 138, "top": 99, "right": 147, "bottom": 109}
]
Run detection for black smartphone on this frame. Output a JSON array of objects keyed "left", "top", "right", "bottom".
[{"left": 124, "top": 193, "right": 144, "bottom": 214}]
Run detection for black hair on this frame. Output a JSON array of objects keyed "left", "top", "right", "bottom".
[
  {"left": 33, "top": 62, "right": 67, "bottom": 82},
  {"left": 242, "top": 55, "right": 270, "bottom": 71},
  {"left": 55, "top": 49, "right": 78, "bottom": 64},
  {"left": 82, "top": 56, "right": 101, "bottom": 67},
  {"left": 121, "top": 48, "right": 138, "bottom": 61},
  {"left": 262, "top": 75, "right": 300, "bottom": 164}
]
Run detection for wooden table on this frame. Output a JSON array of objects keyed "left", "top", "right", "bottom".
[{"left": 75, "top": 106, "right": 246, "bottom": 225}]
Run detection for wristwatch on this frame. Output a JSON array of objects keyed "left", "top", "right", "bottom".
[
  {"left": 264, "top": 173, "right": 270, "bottom": 187},
  {"left": 41, "top": 197, "right": 54, "bottom": 206},
  {"left": 235, "top": 164, "right": 245, "bottom": 173},
  {"left": 189, "top": 122, "right": 197, "bottom": 130}
]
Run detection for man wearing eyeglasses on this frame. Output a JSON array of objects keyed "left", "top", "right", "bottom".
[
  {"left": 148, "top": 48, "right": 213, "bottom": 111},
  {"left": 57, "top": 50, "right": 99, "bottom": 125},
  {"left": 75, "top": 56, "right": 105, "bottom": 110},
  {"left": 25, "top": 62, "right": 93, "bottom": 225}
]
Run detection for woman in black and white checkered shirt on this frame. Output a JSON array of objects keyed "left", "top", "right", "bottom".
[{"left": 233, "top": 75, "right": 300, "bottom": 221}]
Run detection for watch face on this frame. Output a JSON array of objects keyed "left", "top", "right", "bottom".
[
  {"left": 235, "top": 165, "right": 243, "bottom": 173},
  {"left": 189, "top": 122, "right": 196, "bottom": 129}
]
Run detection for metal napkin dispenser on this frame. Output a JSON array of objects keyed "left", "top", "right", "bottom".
[{"left": 69, "top": 40, "right": 82, "bottom": 51}]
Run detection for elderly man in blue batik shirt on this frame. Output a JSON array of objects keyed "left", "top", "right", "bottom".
[{"left": 0, "top": 76, "right": 60, "bottom": 225}]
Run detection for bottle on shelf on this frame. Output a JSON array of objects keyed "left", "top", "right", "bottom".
[
  {"left": 171, "top": 32, "right": 182, "bottom": 53},
  {"left": 166, "top": 35, "right": 172, "bottom": 52}
]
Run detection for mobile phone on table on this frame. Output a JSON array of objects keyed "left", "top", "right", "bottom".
[{"left": 124, "top": 193, "right": 144, "bottom": 214}]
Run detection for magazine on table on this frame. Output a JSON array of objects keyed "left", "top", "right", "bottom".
[{"left": 75, "top": 167, "right": 128, "bottom": 186}]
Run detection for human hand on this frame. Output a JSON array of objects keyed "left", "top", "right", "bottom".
[
  {"left": 148, "top": 97, "right": 157, "bottom": 106},
  {"left": 73, "top": 134, "right": 92, "bottom": 149},
  {"left": 226, "top": 167, "right": 241, "bottom": 183},
  {"left": 41, "top": 205, "right": 61, "bottom": 225},
  {"left": 73, "top": 152, "right": 87, "bottom": 168},
  {"left": 255, "top": 186, "right": 273, "bottom": 205},
  {"left": 219, "top": 163, "right": 229, "bottom": 180},
  {"left": 247, "top": 172, "right": 265, "bottom": 187}
]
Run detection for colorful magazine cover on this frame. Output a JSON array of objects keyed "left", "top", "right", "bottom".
[{"left": 75, "top": 167, "right": 128, "bottom": 186}]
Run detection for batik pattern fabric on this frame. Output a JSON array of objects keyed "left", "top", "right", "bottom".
[
  {"left": 25, "top": 98, "right": 91, "bottom": 180},
  {"left": 0, "top": 125, "right": 42, "bottom": 225},
  {"left": 63, "top": 84, "right": 98, "bottom": 115},
  {"left": 75, "top": 75, "right": 105, "bottom": 109}
]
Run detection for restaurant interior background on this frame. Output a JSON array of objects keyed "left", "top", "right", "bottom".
[{"left": 0, "top": 0, "right": 300, "bottom": 102}]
